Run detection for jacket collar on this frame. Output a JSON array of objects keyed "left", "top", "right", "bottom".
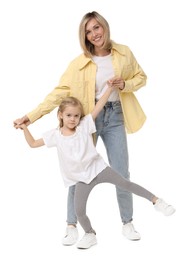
[
  {"left": 78, "top": 41, "right": 125, "bottom": 70},
  {"left": 78, "top": 55, "right": 92, "bottom": 70},
  {"left": 111, "top": 41, "right": 126, "bottom": 56}
]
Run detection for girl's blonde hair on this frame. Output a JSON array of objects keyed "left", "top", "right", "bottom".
[
  {"left": 79, "top": 11, "right": 112, "bottom": 57},
  {"left": 57, "top": 97, "right": 85, "bottom": 128}
]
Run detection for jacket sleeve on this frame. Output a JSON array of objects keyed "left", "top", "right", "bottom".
[
  {"left": 122, "top": 49, "right": 147, "bottom": 93},
  {"left": 27, "top": 65, "right": 72, "bottom": 123}
]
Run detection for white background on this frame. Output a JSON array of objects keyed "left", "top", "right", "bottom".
[{"left": 0, "top": 0, "right": 190, "bottom": 259}]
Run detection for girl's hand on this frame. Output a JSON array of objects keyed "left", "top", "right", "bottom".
[
  {"left": 107, "top": 76, "right": 125, "bottom": 90},
  {"left": 15, "top": 123, "right": 27, "bottom": 130},
  {"left": 13, "top": 115, "right": 31, "bottom": 128}
]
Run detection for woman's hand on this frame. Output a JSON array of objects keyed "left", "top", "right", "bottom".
[
  {"left": 14, "top": 123, "right": 27, "bottom": 130},
  {"left": 107, "top": 76, "right": 125, "bottom": 90},
  {"left": 13, "top": 115, "right": 31, "bottom": 128}
]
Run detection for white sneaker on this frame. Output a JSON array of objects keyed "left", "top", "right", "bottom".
[
  {"left": 76, "top": 233, "right": 97, "bottom": 249},
  {"left": 62, "top": 226, "right": 79, "bottom": 246},
  {"left": 154, "top": 198, "right": 176, "bottom": 216},
  {"left": 122, "top": 222, "right": 141, "bottom": 241}
]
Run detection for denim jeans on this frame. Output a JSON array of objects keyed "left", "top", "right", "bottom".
[{"left": 66, "top": 101, "right": 133, "bottom": 224}]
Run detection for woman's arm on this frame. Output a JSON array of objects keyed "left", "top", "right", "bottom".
[{"left": 16, "top": 124, "right": 45, "bottom": 148}]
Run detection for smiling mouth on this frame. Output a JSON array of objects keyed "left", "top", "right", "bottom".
[{"left": 93, "top": 36, "right": 102, "bottom": 42}]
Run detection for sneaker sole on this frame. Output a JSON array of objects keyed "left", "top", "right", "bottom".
[
  {"left": 164, "top": 208, "right": 176, "bottom": 216},
  {"left": 123, "top": 234, "right": 141, "bottom": 241},
  {"left": 77, "top": 240, "right": 97, "bottom": 249}
]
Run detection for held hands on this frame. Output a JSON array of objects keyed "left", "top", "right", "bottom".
[
  {"left": 107, "top": 76, "right": 125, "bottom": 90},
  {"left": 14, "top": 122, "right": 27, "bottom": 130},
  {"left": 13, "top": 115, "right": 31, "bottom": 129}
]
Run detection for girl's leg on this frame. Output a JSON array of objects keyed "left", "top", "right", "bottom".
[
  {"left": 91, "top": 168, "right": 175, "bottom": 217},
  {"left": 96, "top": 167, "right": 156, "bottom": 202},
  {"left": 74, "top": 179, "right": 98, "bottom": 234}
]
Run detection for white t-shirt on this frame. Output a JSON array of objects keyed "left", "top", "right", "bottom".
[
  {"left": 42, "top": 114, "right": 108, "bottom": 187},
  {"left": 93, "top": 54, "right": 120, "bottom": 102}
]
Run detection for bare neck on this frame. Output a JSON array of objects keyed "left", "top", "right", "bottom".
[{"left": 94, "top": 48, "right": 111, "bottom": 57}]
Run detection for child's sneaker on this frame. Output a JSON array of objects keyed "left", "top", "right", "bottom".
[
  {"left": 154, "top": 198, "right": 175, "bottom": 216},
  {"left": 76, "top": 233, "right": 97, "bottom": 249}
]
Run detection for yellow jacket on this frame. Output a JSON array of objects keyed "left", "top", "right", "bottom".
[{"left": 28, "top": 42, "right": 147, "bottom": 133}]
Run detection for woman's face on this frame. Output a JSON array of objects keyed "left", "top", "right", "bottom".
[{"left": 85, "top": 18, "right": 105, "bottom": 49}]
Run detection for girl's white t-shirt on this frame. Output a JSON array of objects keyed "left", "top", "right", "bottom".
[{"left": 42, "top": 114, "right": 108, "bottom": 187}]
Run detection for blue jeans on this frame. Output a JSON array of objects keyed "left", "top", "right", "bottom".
[{"left": 66, "top": 101, "right": 133, "bottom": 224}]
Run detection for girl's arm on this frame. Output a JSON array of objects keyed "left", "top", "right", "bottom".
[
  {"left": 91, "top": 86, "right": 115, "bottom": 120},
  {"left": 17, "top": 124, "right": 45, "bottom": 148}
]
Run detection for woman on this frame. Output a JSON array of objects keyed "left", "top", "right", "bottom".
[{"left": 14, "top": 11, "right": 147, "bottom": 246}]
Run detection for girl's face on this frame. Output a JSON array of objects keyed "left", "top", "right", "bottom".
[
  {"left": 85, "top": 18, "right": 105, "bottom": 50},
  {"left": 60, "top": 106, "right": 81, "bottom": 130}
]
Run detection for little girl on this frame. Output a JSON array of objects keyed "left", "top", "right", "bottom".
[{"left": 16, "top": 86, "right": 175, "bottom": 249}]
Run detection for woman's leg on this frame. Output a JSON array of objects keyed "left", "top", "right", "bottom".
[
  {"left": 62, "top": 185, "right": 78, "bottom": 246},
  {"left": 95, "top": 102, "right": 133, "bottom": 224},
  {"left": 66, "top": 185, "right": 77, "bottom": 225}
]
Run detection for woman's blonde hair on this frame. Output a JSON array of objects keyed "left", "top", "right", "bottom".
[
  {"left": 57, "top": 97, "right": 85, "bottom": 128},
  {"left": 79, "top": 11, "right": 112, "bottom": 57}
]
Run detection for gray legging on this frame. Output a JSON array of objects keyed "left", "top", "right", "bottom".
[{"left": 74, "top": 166, "right": 156, "bottom": 234}]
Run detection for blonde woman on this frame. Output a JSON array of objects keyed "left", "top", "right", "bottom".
[{"left": 14, "top": 11, "right": 148, "bottom": 245}]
